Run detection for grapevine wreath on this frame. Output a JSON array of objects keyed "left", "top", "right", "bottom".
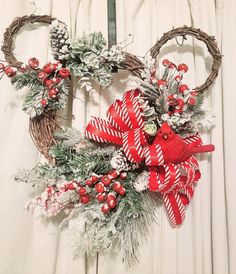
[{"left": 1, "top": 15, "right": 222, "bottom": 264}]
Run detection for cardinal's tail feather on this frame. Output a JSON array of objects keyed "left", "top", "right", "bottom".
[{"left": 191, "top": 144, "right": 215, "bottom": 154}]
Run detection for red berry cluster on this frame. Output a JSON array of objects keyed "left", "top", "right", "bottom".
[
  {"left": 50, "top": 170, "right": 127, "bottom": 215},
  {"left": 86, "top": 170, "right": 127, "bottom": 214},
  {"left": 0, "top": 57, "right": 71, "bottom": 108},
  {"left": 150, "top": 59, "right": 198, "bottom": 115},
  {"left": 33, "top": 58, "right": 70, "bottom": 107}
]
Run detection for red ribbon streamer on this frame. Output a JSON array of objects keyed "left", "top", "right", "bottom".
[{"left": 85, "top": 90, "right": 202, "bottom": 227}]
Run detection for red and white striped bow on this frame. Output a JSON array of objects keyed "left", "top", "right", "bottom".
[{"left": 85, "top": 89, "right": 201, "bottom": 227}]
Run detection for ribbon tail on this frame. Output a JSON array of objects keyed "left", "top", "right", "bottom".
[{"left": 163, "top": 191, "right": 185, "bottom": 227}]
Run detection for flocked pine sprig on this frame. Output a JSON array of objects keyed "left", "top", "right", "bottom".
[
  {"left": 49, "top": 20, "right": 71, "bottom": 61},
  {"left": 68, "top": 32, "right": 125, "bottom": 88},
  {"left": 68, "top": 172, "right": 160, "bottom": 266}
]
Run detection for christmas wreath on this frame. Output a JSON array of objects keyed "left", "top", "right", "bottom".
[{"left": 1, "top": 15, "right": 222, "bottom": 265}]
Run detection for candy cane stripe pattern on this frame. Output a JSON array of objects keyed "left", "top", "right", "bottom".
[
  {"left": 85, "top": 89, "right": 205, "bottom": 226},
  {"left": 163, "top": 192, "right": 185, "bottom": 227}
]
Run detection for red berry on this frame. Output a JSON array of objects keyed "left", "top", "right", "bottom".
[
  {"left": 51, "top": 77, "right": 61, "bottom": 84},
  {"left": 97, "top": 193, "right": 106, "bottom": 202},
  {"left": 41, "top": 98, "right": 47, "bottom": 107},
  {"left": 48, "top": 88, "right": 58, "bottom": 98},
  {"left": 112, "top": 181, "right": 121, "bottom": 192},
  {"left": 79, "top": 187, "right": 87, "bottom": 196},
  {"left": 107, "top": 194, "right": 116, "bottom": 202},
  {"left": 120, "top": 172, "right": 127, "bottom": 180},
  {"left": 85, "top": 179, "right": 93, "bottom": 187},
  {"left": 45, "top": 79, "right": 53, "bottom": 87},
  {"left": 188, "top": 97, "right": 197, "bottom": 106},
  {"left": 43, "top": 63, "right": 55, "bottom": 74},
  {"left": 190, "top": 90, "right": 198, "bottom": 96},
  {"left": 38, "top": 71, "right": 48, "bottom": 80},
  {"left": 178, "top": 84, "right": 189, "bottom": 93},
  {"left": 109, "top": 170, "right": 119, "bottom": 179},
  {"left": 118, "top": 187, "right": 126, "bottom": 196},
  {"left": 176, "top": 98, "right": 184, "bottom": 108},
  {"left": 101, "top": 175, "right": 111, "bottom": 186},
  {"left": 178, "top": 63, "right": 188, "bottom": 73},
  {"left": 28, "top": 57, "right": 39, "bottom": 69},
  {"left": 169, "top": 63, "right": 176, "bottom": 69},
  {"left": 108, "top": 199, "right": 117, "bottom": 209},
  {"left": 95, "top": 183, "right": 105, "bottom": 193},
  {"left": 175, "top": 75, "right": 182, "bottom": 82},
  {"left": 162, "top": 59, "right": 170, "bottom": 66},
  {"left": 0, "top": 63, "right": 5, "bottom": 70},
  {"left": 4, "top": 66, "right": 16, "bottom": 77},
  {"left": 59, "top": 68, "right": 70, "bottom": 78},
  {"left": 157, "top": 79, "right": 167, "bottom": 88},
  {"left": 81, "top": 194, "right": 90, "bottom": 204},
  {"left": 101, "top": 203, "right": 110, "bottom": 214},
  {"left": 91, "top": 175, "right": 98, "bottom": 183},
  {"left": 67, "top": 183, "right": 75, "bottom": 190}
]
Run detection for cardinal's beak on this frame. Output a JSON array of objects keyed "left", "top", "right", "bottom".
[{"left": 162, "top": 134, "right": 168, "bottom": 140}]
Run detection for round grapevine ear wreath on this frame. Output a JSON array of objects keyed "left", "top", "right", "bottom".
[
  {"left": 150, "top": 25, "right": 222, "bottom": 93},
  {"left": 1, "top": 15, "right": 144, "bottom": 161},
  {"left": 2, "top": 15, "right": 59, "bottom": 162}
]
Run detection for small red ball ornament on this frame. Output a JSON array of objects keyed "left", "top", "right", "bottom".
[
  {"left": 91, "top": 175, "right": 98, "bottom": 183},
  {"left": 85, "top": 179, "right": 93, "bottom": 186},
  {"left": 4, "top": 66, "right": 16, "bottom": 77},
  {"left": 28, "top": 57, "right": 39, "bottom": 69},
  {"left": 95, "top": 183, "right": 105, "bottom": 193},
  {"left": 43, "top": 63, "right": 55, "bottom": 74},
  {"left": 52, "top": 77, "right": 61, "bottom": 84},
  {"left": 79, "top": 187, "right": 87, "bottom": 196},
  {"left": 190, "top": 90, "right": 198, "bottom": 96},
  {"left": 169, "top": 63, "right": 176, "bottom": 69},
  {"left": 178, "top": 84, "right": 189, "bottom": 93},
  {"left": 175, "top": 75, "right": 182, "bottom": 82},
  {"left": 162, "top": 59, "right": 170, "bottom": 66},
  {"left": 109, "top": 170, "right": 119, "bottom": 179},
  {"left": 112, "top": 181, "right": 121, "bottom": 192},
  {"left": 107, "top": 194, "right": 116, "bottom": 202},
  {"left": 101, "top": 204, "right": 110, "bottom": 214},
  {"left": 157, "top": 79, "right": 167, "bottom": 88},
  {"left": 188, "top": 97, "right": 197, "bottom": 106},
  {"left": 120, "top": 172, "right": 127, "bottom": 180},
  {"left": 67, "top": 183, "right": 75, "bottom": 190},
  {"left": 45, "top": 79, "right": 53, "bottom": 87},
  {"left": 108, "top": 199, "right": 117, "bottom": 209},
  {"left": 97, "top": 193, "right": 106, "bottom": 202},
  {"left": 59, "top": 68, "right": 70, "bottom": 78},
  {"left": 178, "top": 63, "right": 188, "bottom": 73},
  {"left": 101, "top": 175, "right": 111, "bottom": 186},
  {"left": 118, "top": 187, "right": 126, "bottom": 196},
  {"left": 40, "top": 98, "right": 47, "bottom": 107},
  {"left": 48, "top": 88, "right": 58, "bottom": 98},
  {"left": 81, "top": 194, "right": 90, "bottom": 204}
]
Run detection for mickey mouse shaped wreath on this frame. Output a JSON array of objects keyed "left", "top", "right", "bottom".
[{"left": 1, "top": 15, "right": 222, "bottom": 265}]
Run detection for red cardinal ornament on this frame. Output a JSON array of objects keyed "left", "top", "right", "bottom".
[{"left": 153, "top": 122, "right": 215, "bottom": 164}]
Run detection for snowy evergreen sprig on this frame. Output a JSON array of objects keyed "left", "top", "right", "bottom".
[{"left": 68, "top": 32, "right": 125, "bottom": 88}]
